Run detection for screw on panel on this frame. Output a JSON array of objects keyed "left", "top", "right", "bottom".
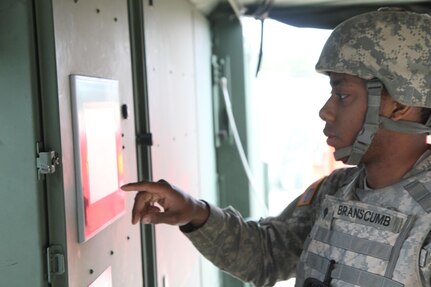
[
  {"left": 127, "top": 236, "right": 130, "bottom": 240},
  {"left": 110, "top": 250, "right": 114, "bottom": 255},
  {"left": 74, "top": 0, "right": 78, "bottom": 2},
  {"left": 96, "top": 8, "right": 100, "bottom": 13},
  {"left": 89, "top": 269, "right": 94, "bottom": 274},
  {"left": 114, "top": 17, "right": 118, "bottom": 22}
]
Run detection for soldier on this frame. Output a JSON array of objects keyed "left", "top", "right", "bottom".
[{"left": 122, "top": 9, "right": 431, "bottom": 287}]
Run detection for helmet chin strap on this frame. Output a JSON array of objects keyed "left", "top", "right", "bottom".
[
  {"left": 334, "top": 79, "right": 383, "bottom": 165},
  {"left": 334, "top": 79, "right": 431, "bottom": 165},
  {"left": 379, "top": 117, "right": 431, "bottom": 134}
]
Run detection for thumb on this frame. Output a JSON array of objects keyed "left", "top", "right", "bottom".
[{"left": 143, "top": 211, "right": 184, "bottom": 226}]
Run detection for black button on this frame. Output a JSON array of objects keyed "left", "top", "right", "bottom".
[{"left": 121, "top": 104, "right": 128, "bottom": 119}]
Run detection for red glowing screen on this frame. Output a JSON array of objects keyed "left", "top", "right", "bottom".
[{"left": 70, "top": 75, "right": 125, "bottom": 243}]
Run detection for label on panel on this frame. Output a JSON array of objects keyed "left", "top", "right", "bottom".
[{"left": 89, "top": 266, "right": 113, "bottom": 287}]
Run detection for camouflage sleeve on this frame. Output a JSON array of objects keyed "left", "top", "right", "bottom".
[
  {"left": 183, "top": 199, "right": 312, "bottom": 286},
  {"left": 182, "top": 177, "right": 334, "bottom": 287},
  {"left": 181, "top": 168, "right": 353, "bottom": 286},
  {"left": 420, "top": 233, "right": 431, "bottom": 286}
]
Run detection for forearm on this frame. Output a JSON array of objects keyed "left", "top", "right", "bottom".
[{"left": 182, "top": 202, "right": 310, "bottom": 286}]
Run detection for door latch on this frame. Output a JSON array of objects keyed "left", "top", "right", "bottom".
[
  {"left": 46, "top": 245, "right": 65, "bottom": 283},
  {"left": 36, "top": 142, "right": 60, "bottom": 179}
]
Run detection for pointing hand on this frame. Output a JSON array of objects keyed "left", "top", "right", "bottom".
[{"left": 121, "top": 180, "right": 209, "bottom": 227}]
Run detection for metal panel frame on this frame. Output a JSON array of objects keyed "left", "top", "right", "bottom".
[{"left": 127, "top": 1, "right": 158, "bottom": 286}]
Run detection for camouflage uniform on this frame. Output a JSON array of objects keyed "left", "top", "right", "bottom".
[
  {"left": 184, "top": 151, "right": 431, "bottom": 286},
  {"left": 183, "top": 9, "right": 431, "bottom": 287}
]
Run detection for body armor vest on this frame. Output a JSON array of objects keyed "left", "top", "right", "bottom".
[{"left": 296, "top": 169, "right": 431, "bottom": 287}]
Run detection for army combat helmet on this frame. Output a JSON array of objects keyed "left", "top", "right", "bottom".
[{"left": 316, "top": 8, "right": 431, "bottom": 165}]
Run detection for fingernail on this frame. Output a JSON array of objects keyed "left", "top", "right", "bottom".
[{"left": 142, "top": 217, "right": 151, "bottom": 224}]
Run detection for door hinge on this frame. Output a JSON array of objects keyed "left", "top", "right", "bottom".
[
  {"left": 46, "top": 245, "right": 65, "bottom": 283},
  {"left": 36, "top": 142, "right": 60, "bottom": 180}
]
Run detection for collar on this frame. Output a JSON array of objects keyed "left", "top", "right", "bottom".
[{"left": 402, "top": 148, "right": 431, "bottom": 179}]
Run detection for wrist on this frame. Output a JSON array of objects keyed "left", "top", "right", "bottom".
[{"left": 189, "top": 200, "right": 210, "bottom": 228}]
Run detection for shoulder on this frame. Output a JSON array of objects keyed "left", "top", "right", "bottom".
[
  {"left": 296, "top": 166, "right": 358, "bottom": 208},
  {"left": 296, "top": 177, "right": 326, "bottom": 207}
]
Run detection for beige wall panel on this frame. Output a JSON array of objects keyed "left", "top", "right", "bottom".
[
  {"left": 143, "top": 0, "right": 217, "bottom": 286},
  {"left": 52, "top": 0, "right": 142, "bottom": 286}
]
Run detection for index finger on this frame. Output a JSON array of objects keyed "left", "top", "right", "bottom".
[{"left": 121, "top": 181, "right": 163, "bottom": 193}]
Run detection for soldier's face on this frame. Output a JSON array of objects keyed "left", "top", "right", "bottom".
[{"left": 319, "top": 73, "right": 368, "bottom": 162}]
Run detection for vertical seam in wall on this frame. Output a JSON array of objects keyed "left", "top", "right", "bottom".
[{"left": 191, "top": 7, "right": 205, "bottom": 287}]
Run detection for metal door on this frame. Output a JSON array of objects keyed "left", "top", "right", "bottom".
[{"left": 0, "top": 0, "right": 48, "bottom": 286}]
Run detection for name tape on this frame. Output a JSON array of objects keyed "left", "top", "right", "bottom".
[{"left": 333, "top": 203, "right": 404, "bottom": 233}]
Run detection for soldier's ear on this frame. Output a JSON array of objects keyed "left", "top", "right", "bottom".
[
  {"left": 380, "top": 89, "right": 420, "bottom": 121},
  {"left": 387, "top": 100, "right": 423, "bottom": 122}
]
